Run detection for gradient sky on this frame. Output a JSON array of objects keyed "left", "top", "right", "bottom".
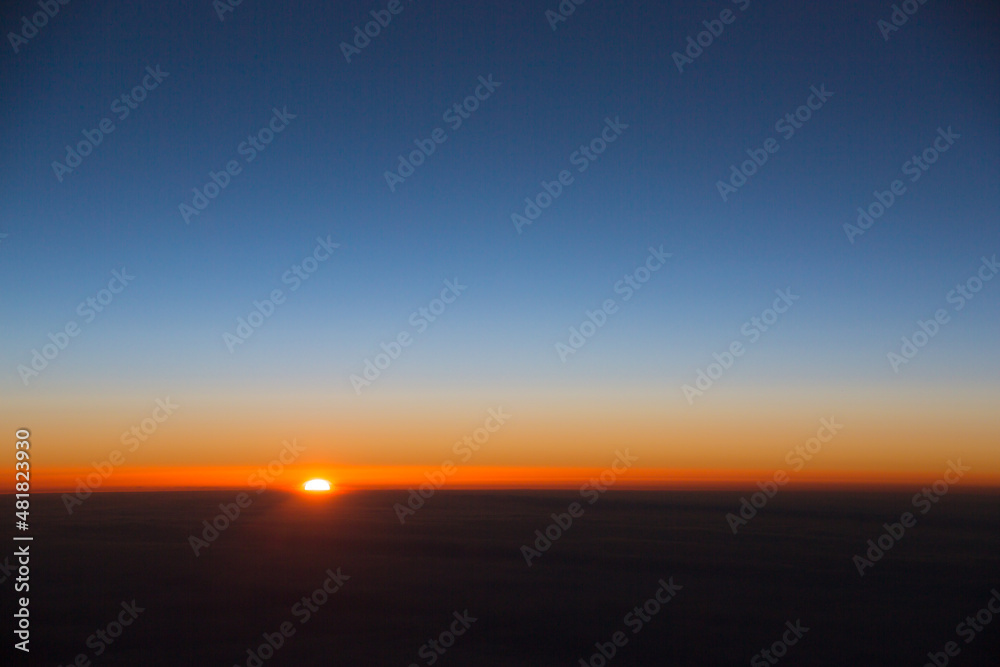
[{"left": 2, "top": 0, "right": 998, "bottom": 491}]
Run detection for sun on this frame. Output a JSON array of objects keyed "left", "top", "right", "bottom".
[{"left": 303, "top": 479, "right": 332, "bottom": 492}]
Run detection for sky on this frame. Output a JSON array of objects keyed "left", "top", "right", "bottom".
[{"left": 1, "top": 0, "right": 998, "bottom": 491}]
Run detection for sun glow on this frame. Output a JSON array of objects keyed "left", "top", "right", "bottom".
[{"left": 303, "top": 479, "right": 332, "bottom": 492}]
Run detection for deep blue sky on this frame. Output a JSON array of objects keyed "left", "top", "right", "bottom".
[{"left": 1, "top": 0, "right": 998, "bottom": 400}]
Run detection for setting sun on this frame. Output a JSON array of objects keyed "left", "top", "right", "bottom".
[{"left": 303, "top": 479, "right": 332, "bottom": 492}]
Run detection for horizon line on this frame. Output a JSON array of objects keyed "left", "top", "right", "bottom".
[{"left": 8, "top": 464, "right": 999, "bottom": 494}]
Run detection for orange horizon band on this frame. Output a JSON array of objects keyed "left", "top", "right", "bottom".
[{"left": 9, "top": 464, "right": 1000, "bottom": 494}]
